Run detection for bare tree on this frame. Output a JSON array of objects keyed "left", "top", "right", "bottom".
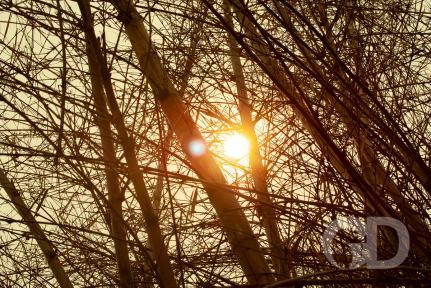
[{"left": 0, "top": 0, "right": 430, "bottom": 286}]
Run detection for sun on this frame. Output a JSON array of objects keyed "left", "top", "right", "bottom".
[{"left": 223, "top": 133, "right": 250, "bottom": 160}]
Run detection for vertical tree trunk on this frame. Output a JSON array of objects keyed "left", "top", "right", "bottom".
[
  {"left": 88, "top": 34, "right": 134, "bottom": 288},
  {"left": 153, "top": 11, "right": 203, "bottom": 212},
  {"left": 223, "top": 1, "right": 289, "bottom": 278},
  {"left": 77, "top": 1, "right": 177, "bottom": 287},
  {"left": 344, "top": 1, "right": 428, "bottom": 270},
  {"left": 278, "top": 1, "right": 431, "bottom": 258},
  {"left": 0, "top": 169, "right": 74, "bottom": 288},
  {"left": 109, "top": 0, "right": 274, "bottom": 284},
  {"left": 217, "top": 0, "right": 431, "bottom": 256}
]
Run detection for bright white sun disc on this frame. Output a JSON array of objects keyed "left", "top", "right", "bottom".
[{"left": 223, "top": 134, "right": 250, "bottom": 159}]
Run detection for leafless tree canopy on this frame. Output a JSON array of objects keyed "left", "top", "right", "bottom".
[{"left": 0, "top": 0, "right": 430, "bottom": 286}]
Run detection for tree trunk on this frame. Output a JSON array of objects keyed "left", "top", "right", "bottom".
[
  {"left": 109, "top": 0, "right": 274, "bottom": 284},
  {"left": 220, "top": 0, "right": 431, "bottom": 255},
  {"left": 87, "top": 30, "right": 135, "bottom": 288},
  {"left": 279, "top": 1, "right": 431, "bottom": 258},
  {"left": 77, "top": 1, "right": 177, "bottom": 287},
  {"left": 223, "top": 1, "right": 289, "bottom": 278},
  {"left": 0, "top": 169, "right": 74, "bottom": 288}
]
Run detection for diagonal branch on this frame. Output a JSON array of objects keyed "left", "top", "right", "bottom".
[{"left": 0, "top": 169, "right": 74, "bottom": 288}]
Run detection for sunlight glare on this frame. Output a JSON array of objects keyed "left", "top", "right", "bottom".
[{"left": 223, "top": 134, "right": 250, "bottom": 160}]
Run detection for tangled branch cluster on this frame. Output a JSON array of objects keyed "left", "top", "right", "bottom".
[{"left": 0, "top": 0, "right": 430, "bottom": 286}]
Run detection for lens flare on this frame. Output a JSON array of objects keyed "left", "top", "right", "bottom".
[{"left": 188, "top": 139, "right": 206, "bottom": 156}]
